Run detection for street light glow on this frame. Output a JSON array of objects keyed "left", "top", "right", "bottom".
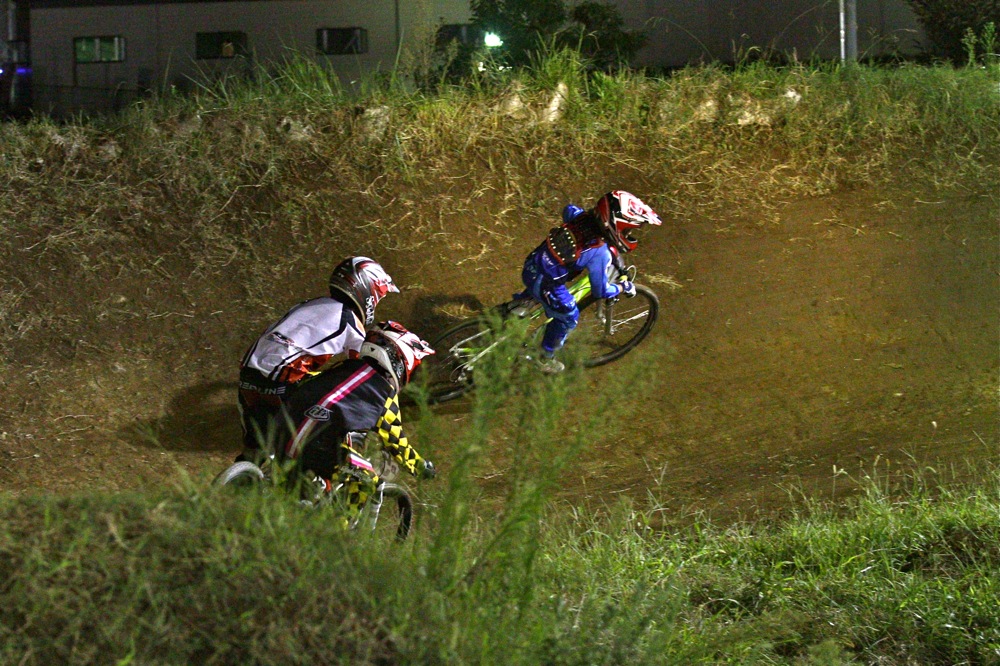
[{"left": 484, "top": 32, "right": 502, "bottom": 48}]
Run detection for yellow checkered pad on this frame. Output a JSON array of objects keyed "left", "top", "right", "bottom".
[{"left": 375, "top": 394, "right": 424, "bottom": 475}]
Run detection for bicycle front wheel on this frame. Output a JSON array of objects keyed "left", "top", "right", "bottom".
[
  {"left": 379, "top": 483, "right": 414, "bottom": 541},
  {"left": 574, "top": 284, "right": 659, "bottom": 367},
  {"left": 422, "top": 319, "right": 491, "bottom": 404},
  {"left": 212, "top": 460, "right": 266, "bottom": 489}
]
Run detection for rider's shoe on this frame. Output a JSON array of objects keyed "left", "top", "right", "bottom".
[
  {"left": 535, "top": 354, "right": 565, "bottom": 375},
  {"left": 519, "top": 348, "right": 565, "bottom": 374},
  {"left": 299, "top": 471, "right": 332, "bottom": 506}
]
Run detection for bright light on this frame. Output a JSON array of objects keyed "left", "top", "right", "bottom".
[{"left": 484, "top": 32, "right": 503, "bottom": 48}]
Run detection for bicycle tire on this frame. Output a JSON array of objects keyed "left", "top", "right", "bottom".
[
  {"left": 212, "top": 460, "right": 266, "bottom": 488},
  {"left": 422, "top": 318, "right": 491, "bottom": 404},
  {"left": 421, "top": 286, "right": 656, "bottom": 400},
  {"left": 574, "top": 284, "right": 659, "bottom": 367},
  {"left": 379, "top": 483, "right": 414, "bottom": 541}
]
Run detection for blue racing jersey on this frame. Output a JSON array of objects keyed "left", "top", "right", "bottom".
[
  {"left": 523, "top": 204, "right": 624, "bottom": 299},
  {"left": 528, "top": 241, "right": 624, "bottom": 299}
]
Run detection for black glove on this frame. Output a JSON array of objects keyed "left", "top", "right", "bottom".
[{"left": 421, "top": 459, "right": 437, "bottom": 480}]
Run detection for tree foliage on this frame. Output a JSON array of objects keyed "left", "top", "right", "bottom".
[
  {"left": 471, "top": 0, "right": 567, "bottom": 68},
  {"left": 565, "top": 1, "right": 646, "bottom": 71},
  {"left": 902, "top": 0, "right": 1000, "bottom": 62},
  {"left": 469, "top": 0, "right": 644, "bottom": 70}
]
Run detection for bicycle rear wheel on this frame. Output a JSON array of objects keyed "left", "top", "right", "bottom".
[
  {"left": 422, "top": 319, "right": 492, "bottom": 403},
  {"left": 574, "top": 284, "right": 659, "bottom": 367}
]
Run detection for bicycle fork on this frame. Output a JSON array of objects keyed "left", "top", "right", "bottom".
[
  {"left": 595, "top": 300, "right": 613, "bottom": 336},
  {"left": 358, "top": 484, "right": 385, "bottom": 532}
]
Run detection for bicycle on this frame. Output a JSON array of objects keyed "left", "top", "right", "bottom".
[
  {"left": 212, "top": 442, "right": 415, "bottom": 541},
  {"left": 420, "top": 264, "right": 659, "bottom": 404}
]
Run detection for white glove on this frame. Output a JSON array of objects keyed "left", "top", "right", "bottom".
[{"left": 620, "top": 280, "right": 636, "bottom": 298}]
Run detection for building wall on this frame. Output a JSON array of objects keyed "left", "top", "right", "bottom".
[
  {"left": 29, "top": 0, "right": 928, "bottom": 115},
  {"left": 2, "top": 0, "right": 14, "bottom": 51},
  {"left": 30, "top": 0, "right": 470, "bottom": 115},
  {"left": 617, "top": 0, "right": 925, "bottom": 68}
]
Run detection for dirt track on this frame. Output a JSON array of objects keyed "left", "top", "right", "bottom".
[
  {"left": 576, "top": 187, "right": 999, "bottom": 516},
  {"left": 1, "top": 186, "right": 997, "bottom": 519},
  {"left": 417, "top": 186, "right": 999, "bottom": 518}
]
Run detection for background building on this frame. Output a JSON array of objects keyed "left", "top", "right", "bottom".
[
  {"left": 29, "top": 0, "right": 472, "bottom": 115},
  {"left": 25, "top": 0, "right": 924, "bottom": 117},
  {"left": 623, "top": 0, "right": 924, "bottom": 69}
]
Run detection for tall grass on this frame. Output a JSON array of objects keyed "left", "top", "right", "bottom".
[
  {"left": 1, "top": 360, "right": 997, "bottom": 664},
  {"left": 5, "top": 53, "right": 997, "bottom": 230},
  {"left": 2, "top": 54, "right": 996, "bottom": 296}
]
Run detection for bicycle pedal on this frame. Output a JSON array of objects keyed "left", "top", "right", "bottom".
[{"left": 510, "top": 304, "right": 532, "bottom": 318}]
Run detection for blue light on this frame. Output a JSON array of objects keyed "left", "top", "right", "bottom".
[{"left": 15, "top": 67, "right": 31, "bottom": 75}]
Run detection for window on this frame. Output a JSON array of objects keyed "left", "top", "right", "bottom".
[
  {"left": 436, "top": 24, "right": 483, "bottom": 48},
  {"left": 196, "top": 31, "right": 248, "bottom": 59},
  {"left": 74, "top": 36, "right": 126, "bottom": 63},
  {"left": 316, "top": 28, "right": 368, "bottom": 55}
]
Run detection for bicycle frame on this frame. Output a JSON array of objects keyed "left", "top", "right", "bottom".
[
  {"left": 518, "top": 264, "right": 639, "bottom": 332},
  {"left": 213, "top": 445, "right": 414, "bottom": 540},
  {"left": 425, "top": 263, "right": 658, "bottom": 403},
  {"left": 450, "top": 265, "right": 639, "bottom": 370}
]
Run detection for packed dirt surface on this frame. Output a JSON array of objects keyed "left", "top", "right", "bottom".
[
  {"left": 573, "top": 188, "right": 999, "bottom": 517},
  {"left": 1, "top": 186, "right": 997, "bottom": 521}
]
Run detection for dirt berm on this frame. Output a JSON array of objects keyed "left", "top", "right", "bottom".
[{"left": 1, "top": 162, "right": 995, "bottom": 520}]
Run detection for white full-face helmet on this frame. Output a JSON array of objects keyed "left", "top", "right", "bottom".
[
  {"left": 328, "top": 256, "right": 399, "bottom": 326},
  {"left": 359, "top": 321, "right": 435, "bottom": 391}
]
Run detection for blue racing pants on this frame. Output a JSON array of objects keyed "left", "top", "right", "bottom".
[{"left": 521, "top": 260, "right": 579, "bottom": 353}]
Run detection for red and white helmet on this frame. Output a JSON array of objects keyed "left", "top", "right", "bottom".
[
  {"left": 328, "top": 256, "right": 399, "bottom": 326},
  {"left": 593, "top": 191, "right": 662, "bottom": 253},
  {"left": 359, "top": 321, "right": 435, "bottom": 390}
]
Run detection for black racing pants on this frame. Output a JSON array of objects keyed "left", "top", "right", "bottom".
[{"left": 236, "top": 368, "right": 290, "bottom": 455}]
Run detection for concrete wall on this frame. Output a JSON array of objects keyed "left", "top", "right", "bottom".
[{"left": 30, "top": 0, "right": 470, "bottom": 115}]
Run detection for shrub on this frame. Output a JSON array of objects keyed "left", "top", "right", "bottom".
[
  {"left": 902, "top": 0, "right": 1000, "bottom": 63},
  {"left": 563, "top": 1, "right": 646, "bottom": 72},
  {"left": 469, "top": 0, "right": 645, "bottom": 71}
]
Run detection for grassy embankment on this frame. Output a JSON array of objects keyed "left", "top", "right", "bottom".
[
  {"left": 1, "top": 359, "right": 998, "bottom": 664},
  {"left": 0, "top": 54, "right": 998, "bottom": 663}
]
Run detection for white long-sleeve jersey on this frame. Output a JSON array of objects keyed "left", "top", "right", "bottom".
[{"left": 240, "top": 297, "right": 366, "bottom": 384}]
